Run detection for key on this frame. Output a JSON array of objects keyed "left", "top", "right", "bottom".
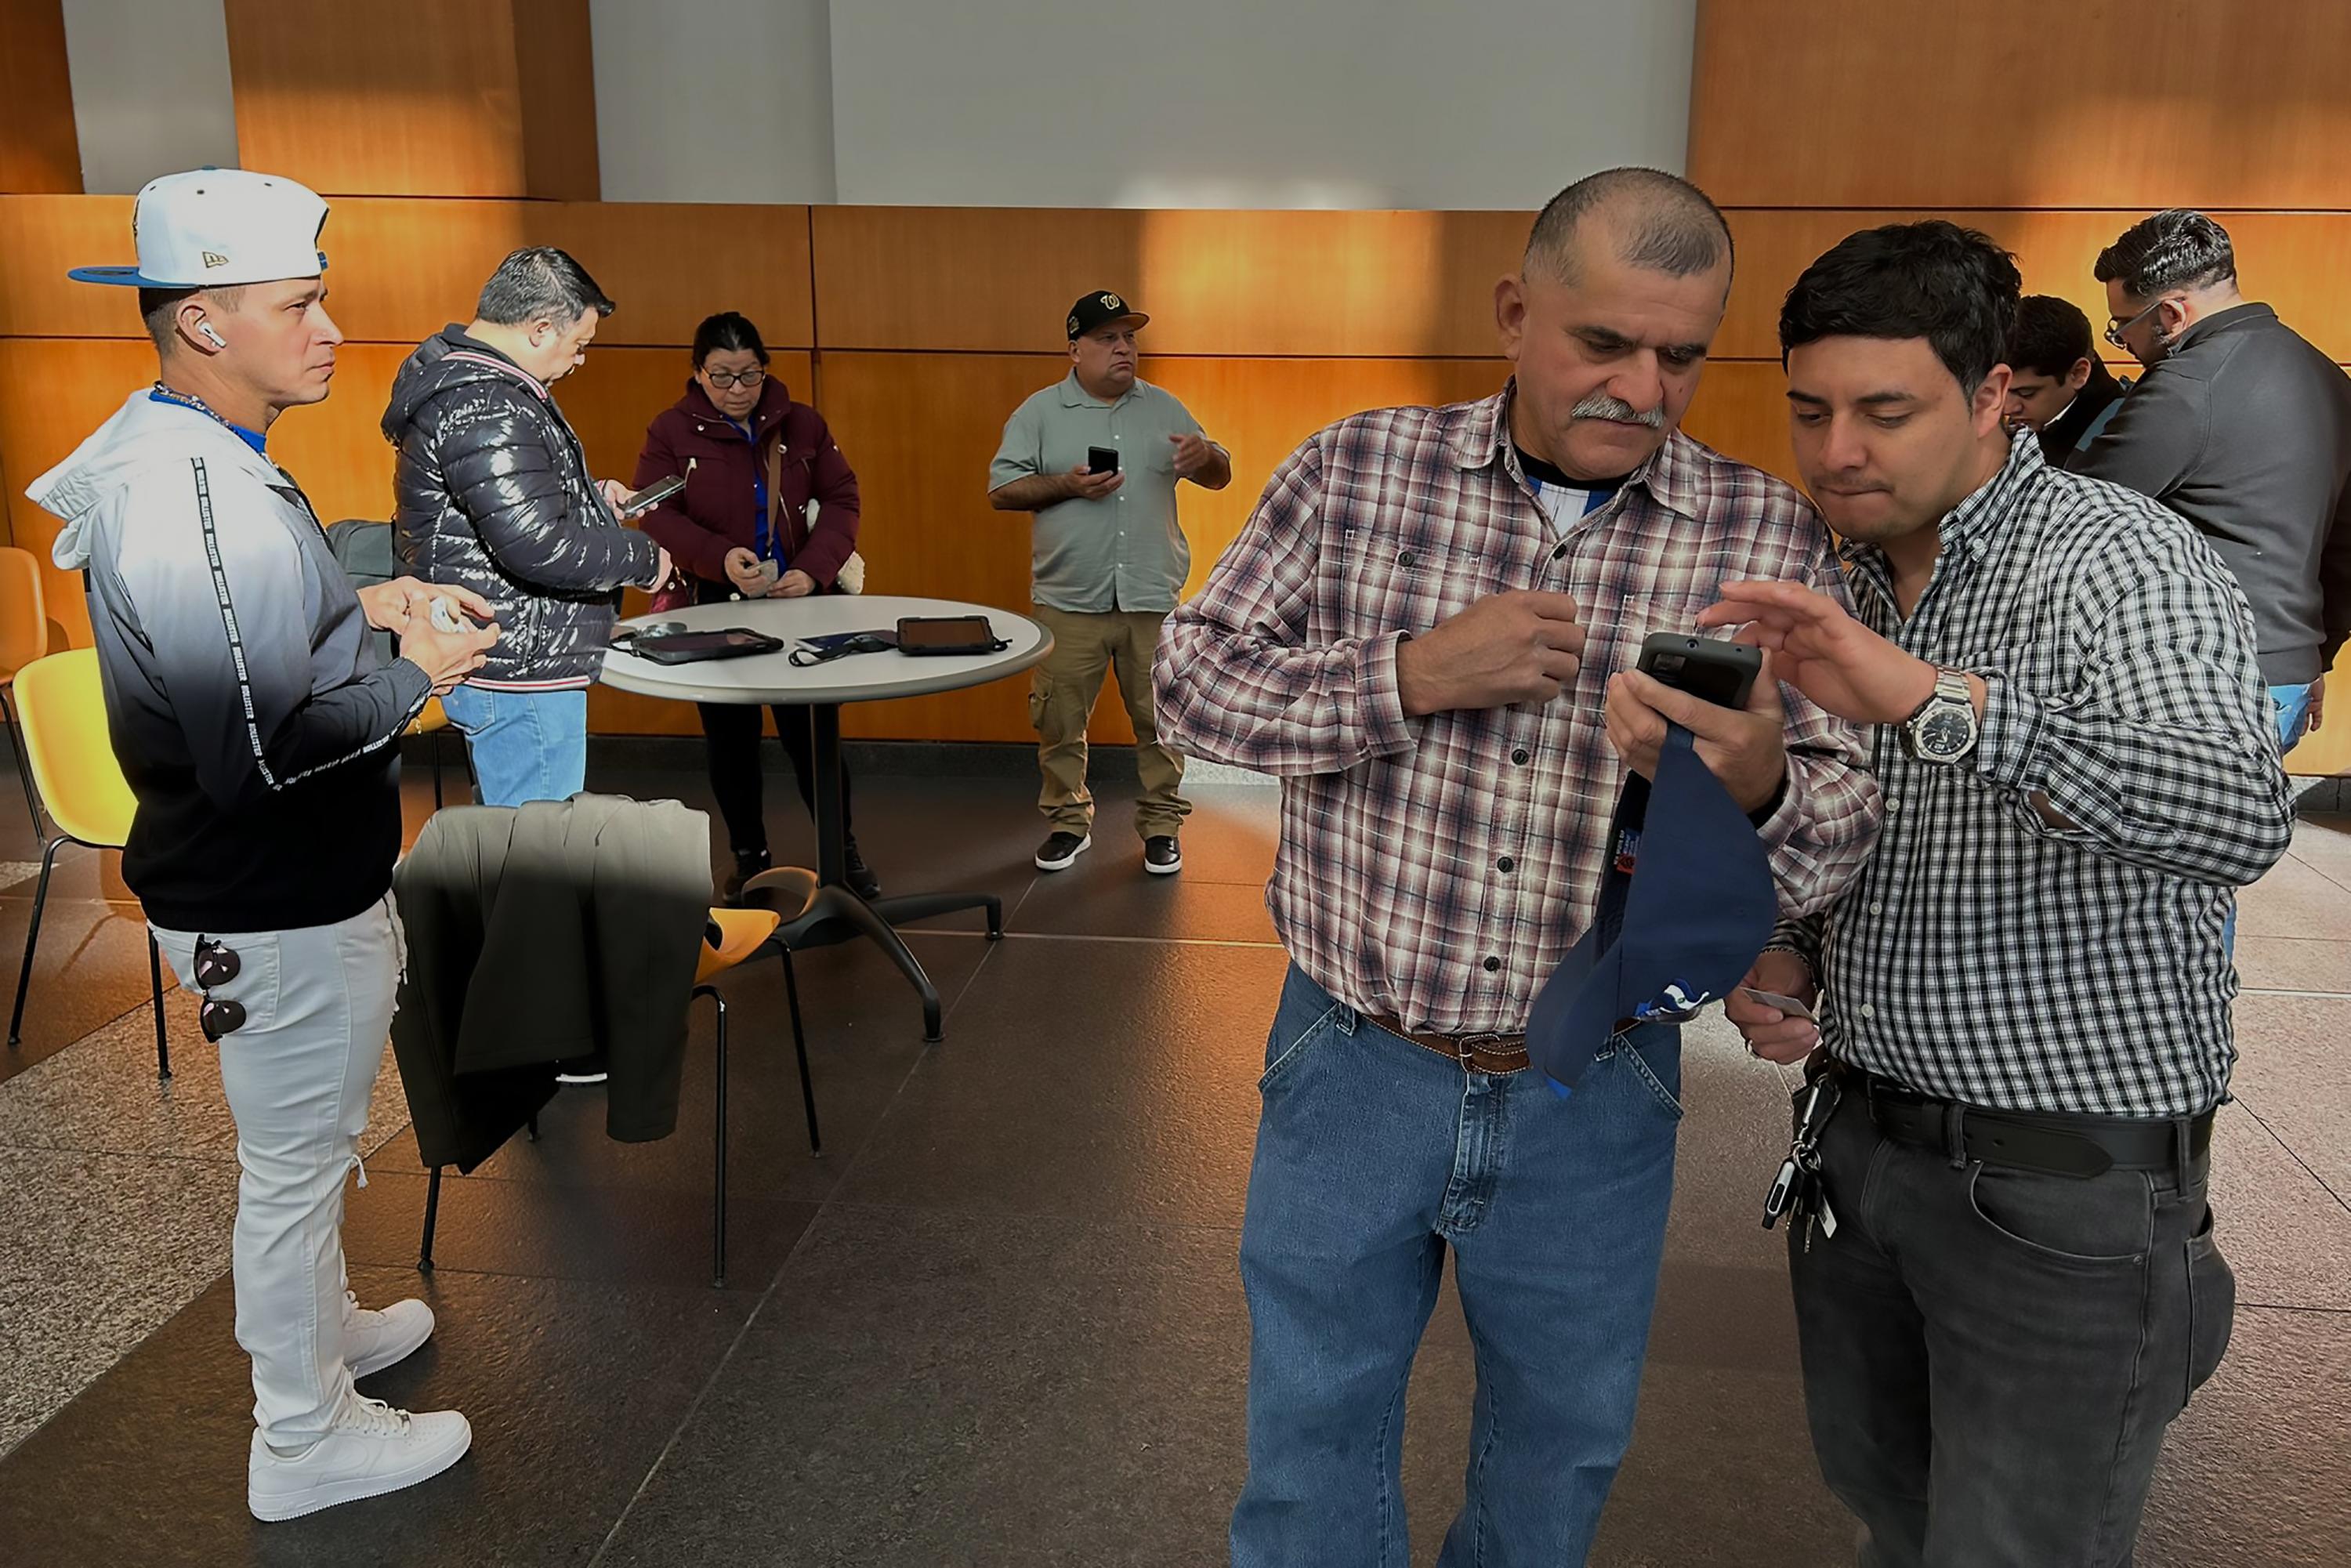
[{"left": 1803, "top": 1208, "right": 1819, "bottom": 1254}]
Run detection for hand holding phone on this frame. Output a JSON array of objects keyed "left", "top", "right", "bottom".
[
  {"left": 1635, "top": 633, "right": 1761, "bottom": 708},
  {"left": 618, "top": 473, "right": 686, "bottom": 520},
  {"left": 1067, "top": 457, "right": 1124, "bottom": 502}
]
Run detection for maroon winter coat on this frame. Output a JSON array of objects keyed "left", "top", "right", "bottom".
[{"left": 632, "top": 376, "right": 860, "bottom": 590}]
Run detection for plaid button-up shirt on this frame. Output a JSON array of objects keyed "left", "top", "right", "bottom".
[{"left": 1157, "top": 384, "right": 1882, "bottom": 1035}]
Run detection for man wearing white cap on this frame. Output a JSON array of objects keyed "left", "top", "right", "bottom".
[{"left": 27, "top": 168, "right": 496, "bottom": 1520}]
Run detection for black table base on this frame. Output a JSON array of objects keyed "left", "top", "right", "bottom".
[{"left": 741, "top": 702, "right": 1000, "bottom": 1042}]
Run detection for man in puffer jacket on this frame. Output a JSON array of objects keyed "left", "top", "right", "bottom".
[{"left": 383, "top": 246, "right": 672, "bottom": 806}]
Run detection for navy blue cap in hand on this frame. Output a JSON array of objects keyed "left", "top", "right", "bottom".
[{"left": 1528, "top": 723, "right": 1778, "bottom": 1098}]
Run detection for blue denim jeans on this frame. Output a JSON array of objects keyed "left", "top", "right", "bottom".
[
  {"left": 2270, "top": 681, "right": 2315, "bottom": 759},
  {"left": 1230, "top": 964, "right": 1684, "bottom": 1568},
  {"left": 2226, "top": 682, "right": 2318, "bottom": 952},
  {"left": 438, "top": 685, "right": 589, "bottom": 808}
]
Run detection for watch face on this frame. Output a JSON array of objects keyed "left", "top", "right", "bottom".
[{"left": 1918, "top": 707, "right": 1975, "bottom": 759}]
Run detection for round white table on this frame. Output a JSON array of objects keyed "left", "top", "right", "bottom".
[{"left": 602, "top": 595, "right": 1052, "bottom": 1041}]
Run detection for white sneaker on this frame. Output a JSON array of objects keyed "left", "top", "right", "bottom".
[
  {"left": 344, "top": 1292, "right": 434, "bottom": 1380},
  {"left": 248, "top": 1393, "right": 473, "bottom": 1522}
]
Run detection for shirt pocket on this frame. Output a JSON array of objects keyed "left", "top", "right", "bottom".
[{"left": 1348, "top": 527, "right": 1494, "bottom": 642}]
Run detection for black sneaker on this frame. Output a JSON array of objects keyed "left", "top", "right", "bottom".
[
  {"left": 1143, "top": 835, "right": 1183, "bottom": 875},
  {"left": 1034, "top": 831, "right": 1092, "bottom": 871},
  {"left": 843, "top": 837, "right": 882, "bottom": 900},
  {"left": 723, "top": 847, "right": 773, "bottom": 904}
]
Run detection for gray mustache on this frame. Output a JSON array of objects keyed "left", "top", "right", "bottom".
[{"left": 1570, "top": 393, "right": 1666, "bottom": 429}]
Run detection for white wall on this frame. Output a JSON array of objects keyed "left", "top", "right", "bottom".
[
  {"left": 589, "top": 0, "right": 838, "bottom": 204},
  {"left": 60, "top": 0, "right": 240, "bottom": 194},
  {"left": 825, "top": 0, "right": 1697, "bottom": 208}
]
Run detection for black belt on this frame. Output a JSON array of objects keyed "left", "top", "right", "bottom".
[{"left": 1845, "top": 1064, "right": 2212, "bottom": 1179}]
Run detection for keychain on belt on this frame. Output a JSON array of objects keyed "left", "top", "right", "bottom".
[{"left": 1762, "top": 1059, "right": 1842, "bottom": 1251}]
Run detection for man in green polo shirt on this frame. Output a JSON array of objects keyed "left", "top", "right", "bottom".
[{"left": 988, "top": 289, "right": 1232, "bottom": 875}]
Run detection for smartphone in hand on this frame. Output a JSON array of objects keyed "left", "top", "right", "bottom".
[
  {"left": 1636, "top": 632, "right": 1762, "bottom": 708},
  {"left": 1086, "top": 444, "right": 1121, "bottom": 476}
]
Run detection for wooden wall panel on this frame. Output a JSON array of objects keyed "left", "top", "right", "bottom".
[
  {"left": 225, "top": 0, "right": 598, "bottom": 199},
  {"left": 818, "top": 351, "right": 1506, "bottom": 744},
  {"left": 1717, "top": 210, "right": 2351, "bottom": 367},
  {"left": 813, "top": 207, "right": 1527, "bottom": 358},
  {"left": 1690, "top": 0, "right": 2351, "bottom": 211},
  {"left": 0, "top": 0, "right": 80, "bottom": 194},
  {"left": 0, "top": 339, "right": 154, "bottom": 646},
  {"left": 0, "top": 197, "right": 814, "bottom": 349}
]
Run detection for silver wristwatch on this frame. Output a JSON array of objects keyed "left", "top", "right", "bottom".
[{"left": 1901, "top": 668, "right": 1979, "bottom": 763}]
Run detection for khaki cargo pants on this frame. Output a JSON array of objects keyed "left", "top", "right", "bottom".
[{"left": 1027, "top": 604, "right": 1190, "bottom": 839}]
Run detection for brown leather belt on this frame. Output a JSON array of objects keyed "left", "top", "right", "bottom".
[{"left": 1368, "top": 1015, "right": 1531, "bottom": 1075}]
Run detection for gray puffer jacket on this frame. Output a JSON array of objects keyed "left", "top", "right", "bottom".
[{"left": 383, "top": 326, "right": 660, "bottom": 685}]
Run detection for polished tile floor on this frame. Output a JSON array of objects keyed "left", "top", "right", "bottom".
[{"left": 0, "top": 754, "right": 2346, "bottom": 1566}]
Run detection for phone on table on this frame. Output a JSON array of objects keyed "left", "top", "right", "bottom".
[
  {"left": 619, "top": 473, "right": 686, "bottom": 519},
  {"left": 1085, "top": 444, "right": 1121, "bottom": 477},
  {"left": 1636, "top": 632, "right": 1761, "bottom": 708}
]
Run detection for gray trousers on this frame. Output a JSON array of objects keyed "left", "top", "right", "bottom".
[{"left": 1788, "top": 1087, "right": 2234, "bottom": 1568}]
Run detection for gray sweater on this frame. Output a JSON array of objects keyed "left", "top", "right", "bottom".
[{"left": 2077, "top": 302, "right": 2351, "bottom": 684}]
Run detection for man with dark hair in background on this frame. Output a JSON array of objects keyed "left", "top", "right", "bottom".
[
  {"left": 2078, "top": 208, "right": 2351, "bottom": 759},
  {"left": 1713, "top": 220, "right": 2293, "bottom": 1567},
  {"left": 2003, "top": 293, "right": 2125, "bottom": 466},
  {"left": 1158, "top": 167, "right": 1880, "bottom": 1566},
  {"left": 385, "top": 246, "right": 674, "bottom": 812}
]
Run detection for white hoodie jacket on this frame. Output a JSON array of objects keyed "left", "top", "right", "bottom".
[{"left": 30, "top": 389, "right": 430, "bottom": 930}]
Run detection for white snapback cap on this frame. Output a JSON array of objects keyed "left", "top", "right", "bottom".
[{"left": 70, "top": 167, "right": 328, "bottom": 289}]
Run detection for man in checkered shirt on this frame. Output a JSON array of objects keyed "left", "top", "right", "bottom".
[
  {"left": 1155, "top": 169, "right": 1882, "bottom": 1566},
  {"left": 1717, "top": 223, "right": 2295, "bottom": 1567}
]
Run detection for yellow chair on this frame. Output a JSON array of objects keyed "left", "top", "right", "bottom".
[
  {"left": 7, "top": 648, "right": 172, "bottom": 1079},
  {"left": 418, "top": 878, "right": 823, "bottom": 1288},
  {"left": 0, "top": 546, "right": 51, "bottom": 832}
]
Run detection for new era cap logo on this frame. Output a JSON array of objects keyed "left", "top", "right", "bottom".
[{"left": 202, "top": 252, "right": 230, "bottom": 269}]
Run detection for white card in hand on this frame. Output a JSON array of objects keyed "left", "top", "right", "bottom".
[{"left": 1737, "top": 986, "right": 1816, "bottom": 1020}]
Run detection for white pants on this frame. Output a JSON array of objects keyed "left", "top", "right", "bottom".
[{"left": 152, "top": 896, "right": 402, "bottom": 1447}]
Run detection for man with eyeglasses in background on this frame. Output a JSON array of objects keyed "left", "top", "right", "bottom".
[{"left": 2078, "top": 209, "right": 2351, "bottom": 761}]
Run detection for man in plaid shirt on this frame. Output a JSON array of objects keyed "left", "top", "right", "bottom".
[
  {"left": 1718, "top": 223, "right": 2293, "bottom": 1566},
  {"left": 1156, "top": 168, "right": 1881, "bottom": 1566}
]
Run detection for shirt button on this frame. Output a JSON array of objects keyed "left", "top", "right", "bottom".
[
  {"left": 1397, "top": 549, "right": 1416, "bottom": 567},
  {"left": 1511, "top": 748, "right": 1530, "bottom": 765},
  {"left": 1552, "top": 543, "right": 1568, "bottom": 560},
  {"left": 1886, "top": 798, "right": 1900, "bottom": 813},
  {"left": 1868, "top": 901, "right": 1882, "bottom": 915},
  {"left": 1859, "top": 1003, "right": 1876, "bottom": 1020},
  {"left": 1498, "top": 856, "right": 1516, "bottom": 873},
  {"left": 1483, "top": 957, "right": 1502, "bottom": 973}
]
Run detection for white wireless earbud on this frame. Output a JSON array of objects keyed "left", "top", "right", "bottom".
[{"left": 197, "top": 321, "right": 228, "bottom": 349}]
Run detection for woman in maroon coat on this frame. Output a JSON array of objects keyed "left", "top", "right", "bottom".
[{"left": 632, "top": 312, "right": 878, "bottom": 899}]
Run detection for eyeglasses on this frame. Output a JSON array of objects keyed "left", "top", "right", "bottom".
[
  {"left": 2103, "top": 297, "right": 2169, "bottom": 349},
  {"left": 703, "top": 368, "right": 766, "bottom": 389}
]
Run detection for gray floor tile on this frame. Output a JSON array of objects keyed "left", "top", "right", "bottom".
[
  {"left": 2226, "top": 993, "right": 2351, "bottom": 1197},
  {"left": 2235, "top": 856, "right": 2351, "bottom": 942},
  {"left": 0, "top": 1262, "right": 755, "bottom": 1567},
  {"left": 2236, "top": 935, "right": 2351, "bottom": 994},
  {"left": 2206, "top": 1103, "right": 2351, "bottom": 1311},
  {"left": 0, "top": 1147, "right": 237, "bottom": 1456},
  {"left": 830, "top": 938, "right": 1290, "bottom": 1226}
]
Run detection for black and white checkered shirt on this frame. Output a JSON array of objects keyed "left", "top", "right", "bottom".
[{"left": 1776, "top": 433, "right": 2296, "bottom": 1117}]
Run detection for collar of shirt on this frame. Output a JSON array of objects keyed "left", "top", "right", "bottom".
[
  {"left": 1446, "top": 379, "right": 1704, "bottom": 522},
  {"left": 1842, "top": 429, "right": 2048, "bottom": 605},
  {"left": 1059, "top": 371, "right": 1137, "bottom": 411}
]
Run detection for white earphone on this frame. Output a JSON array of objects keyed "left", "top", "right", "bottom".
[{"left": 197, "top": 321, "right": 228, "bottom": 349}]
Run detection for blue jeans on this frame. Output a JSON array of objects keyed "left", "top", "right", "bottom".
[
  {"left": 1230, "top": 965, "right": 1684, "bottom": 1568},
  {"left": 2271, "top": 681, "right": 2315, "bottom": 759},
  {"left": 439, "top": 685, "right": 589, "bottom": 808},
  {"left": 2225, "top": 682, "right": 2318, "bottom": 952}
]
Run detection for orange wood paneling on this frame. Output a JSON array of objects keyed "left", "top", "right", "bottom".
[
  {"left": 0, "top": 0, "right": 80, "bottom": 194},
  {"left": 0, "top": 339, "right": 153, "bottom": 645},
  {"left": 225, "top": 0, "right": 598, "bottom": 199},
  {"left": 1715, "top": 210, "right": 2351, "bottom": 368},
  {"left": 813, "top": 207, "right": 1527, "bottom": 358},
  {"left": 819, "top": 351, "right": 1507, "bottom": 744},
  {"left": 1690, "top": 0, "right": 2351, "bottom": 212},
  {"left": 1675, "top": 361, "right": 1801, "bottom": 491},
  {"left": 0, "top": 196, "right": 813, "bottom": 349}
]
